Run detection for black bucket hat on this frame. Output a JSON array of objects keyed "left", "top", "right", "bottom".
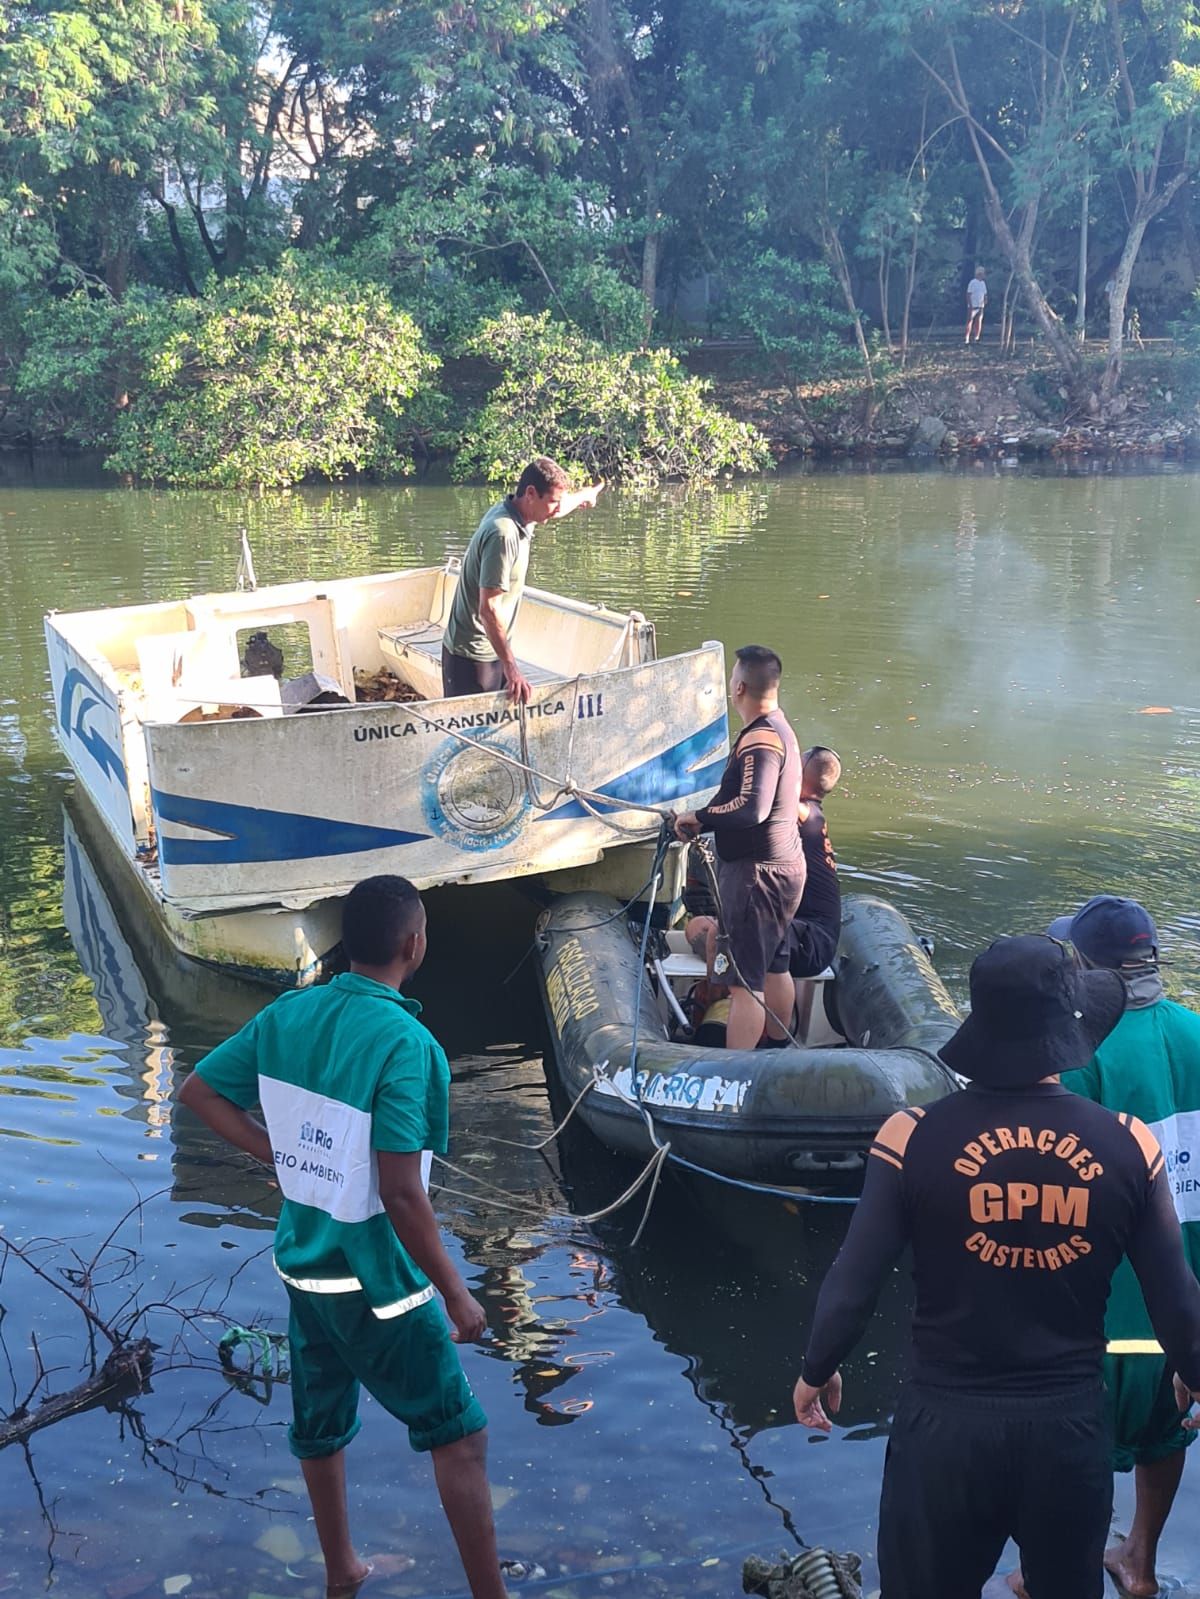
[{"left": 939, "top": 934, "right": 1127, "bottom": 1088}]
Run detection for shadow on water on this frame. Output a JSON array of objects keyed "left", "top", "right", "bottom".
[{"left": 17, "top": 802, "right": 897, "bottom": 1598}]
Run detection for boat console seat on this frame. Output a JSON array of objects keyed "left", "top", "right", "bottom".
[{"left": 376, "top": 622, "right": 561, "bottom": 694}]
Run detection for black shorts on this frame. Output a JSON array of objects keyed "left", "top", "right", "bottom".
[
  {"left": 441, "top": 648, "right": 504, "bottom": 698},
  {"left": 716, "top": 857, "right": 805, "bottom": 992},
  {"left": 787, "top": 919, "right": 839, "bottom": 979},
  {"left": 878, "top": 1382, "right": 1111, "bottom": 1599}
]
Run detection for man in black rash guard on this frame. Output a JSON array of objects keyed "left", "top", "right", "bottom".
[
  {"left": 674, "top": 645, "right": 805, "bottom": 1051},
  {"left": 792, "top": 935, "right": 1200, "bottom": 1599}
]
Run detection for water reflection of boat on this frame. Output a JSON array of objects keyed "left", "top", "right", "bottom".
[
  {"left": 62, "top": 796, "right": 265, "bottom": 1051},
  {"left": 63, "top": 794, "right": 280, "bottom": 1226},
  {"left": 536, "top": 890, "right": 962, "bottom": 1185},
  {"left": 46, "top": 563, "right": 727, "bottom": 985}
]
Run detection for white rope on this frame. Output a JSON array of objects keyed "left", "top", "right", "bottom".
[
  {"left": 433, "top": 1122, "right": 672, "bottom": 1229},
  {"left": 465, "top": 1069, "right": 600, "bottom": 1153}
]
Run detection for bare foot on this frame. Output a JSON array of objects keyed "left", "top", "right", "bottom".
[
  {"left": 1004, "top": 1570, "right": 1029, "bottom": 1599},
  {"left": 327, "top": 1555, "right": 416, "bottom": 1598},
  {"left": 1103, "top": 1543, "right": 1159, "bottom": 1599},
  {"left": 327, "top": 1561, "right": 373, "bottom": 1599}
]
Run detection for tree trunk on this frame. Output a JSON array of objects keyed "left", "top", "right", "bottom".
[
  {"left": 1075, "top": 163, "right": 1089, "bottom": 338},
  {"left": 1001, "top": 269, "right": 1018, "bottom": 354},
  {"left": 823, "top": 220, "right": 874, "bottom": 386},
  {"left": 967, "top": 146, "right": 1083, "bottom": 386},
  {"left": 98, "top": 179, "right": 140, "bottom": 302},
  {"left": 223, "top": 176, "right": 247, "bottom": 275},
  {"left": 901, "top": 215, "right": 920, "bottom": 367},
  {"left": 878, "top": 249, "right": 892, "bottom": 349},
  {"left": 640, "top": 219, "right": 660, "bottom": 343},
  {"left": 150, "top": 187, "right": 200, "bottom": 297},
  {"left": 924, "top": 40, "right": 1087, "bottom": 394},
  {"left": 1099, "top": 167, "right": 1192, "bottom": 400},
  {"left": 1100, "top": 220, "right": 1148, "bottom": 399},
  {"left": 1180, "top": 197, "right": 1200, "bottom": 282}
]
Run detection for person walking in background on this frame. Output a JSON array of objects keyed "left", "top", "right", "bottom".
[
  {"left": 965, "top": 267, "right": 988, "bottom": 343},
  {"left": 441, "top": 457, "right": 604, "bottom": 704},
  {"left": 793, "top": 935, "right": 1200, "bottom": 1599},
  {"left": 178, "top": 876, "right": 509, "bottom": 1599},
  {"left": 673, "top": 645, "right": 806, "bottom": 1051},
  {"left": 1042, "top": 895, "right": 1200, "bottom": 1599}
]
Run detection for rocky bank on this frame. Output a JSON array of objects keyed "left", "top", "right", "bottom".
[{"left": 692, "top": 343, "right": 1200, "bottom": 464}]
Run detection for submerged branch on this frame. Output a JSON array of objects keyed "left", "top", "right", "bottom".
[{"left": 0, "top": 1339, "right": 155, "bottom": 1449}]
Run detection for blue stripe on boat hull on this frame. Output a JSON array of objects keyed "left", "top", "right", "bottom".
[
  {"left": 153, "top": 792, "right": 430, "bottom": 867},
  {"left": 540, "top": 715, "right": 728, "bottom": 821}
]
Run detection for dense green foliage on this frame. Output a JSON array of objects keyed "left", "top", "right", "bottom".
[
  {"left": 14, "top": 261, "right": 437, "bottom": 486},
  {"left": 729, "top": 254, "right": 863, "bottom": 406},
  {"left": 453, "top": 312, "right": 770, "bottom": 490},
  {"left": 4, "top": 0, "right": 1200, "bottom": 467},
  {"left": 104, "top": 263, "right": 435, "bottom": 486}
]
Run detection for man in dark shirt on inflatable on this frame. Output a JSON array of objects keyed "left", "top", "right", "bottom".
[
  {"left": 792, "top": 935, "right": 1200, "bottom": 1599},
  {"left": 674, "top": 645, "right": 806, "bottom": 1051},
  {"left": 790, "top": 746, "right": 842, "bottom": 977}
]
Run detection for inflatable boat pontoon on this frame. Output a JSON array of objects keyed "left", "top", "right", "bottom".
[{"left": 536, "top": 891, "right": 963, "bottom": 1185}]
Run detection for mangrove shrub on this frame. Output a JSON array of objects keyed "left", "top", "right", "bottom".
[
  {"left": 105, "top": 259, "right": 437, "bottom": 487},
  {"left": 452, "top": 312, "right": 770, "bottom": 491}
]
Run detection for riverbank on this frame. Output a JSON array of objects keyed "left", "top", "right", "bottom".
[
  {"left": 5, "top": 341, "right": 1198, "bottom": 479},
  {"left": 688, "top": 342, "right": 1200, "bottom": 463}
]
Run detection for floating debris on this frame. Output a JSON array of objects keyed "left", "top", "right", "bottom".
[
  {"left": 499, "top": 1560, "right": 547, "bottom": 1582},
  {"left": 218, "top": 1325, "right": 289, "bottom": 1379},
  {"left": 743, "top": 1547, "right": 863, "bottom": 1599},
  {"left": 255, "top": 1524, "right": 306, "bottom": 1565},
  {"left": 1139, "top": 706, "right": 1174, "bottom": 715}
]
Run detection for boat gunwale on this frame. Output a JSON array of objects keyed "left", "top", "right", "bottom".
[{"left": 43, "top": 562, "right": 656, "bottom": 638}]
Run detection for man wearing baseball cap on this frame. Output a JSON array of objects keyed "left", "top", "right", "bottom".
[
  {"left": 1047, "top": 895, "right": 1200, "bottom": 1598},
  {"left": 792, "top": 934, "right": 1200, "bottom": 1599}
]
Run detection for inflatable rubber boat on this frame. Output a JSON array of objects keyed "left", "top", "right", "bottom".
[{"left": 535, "top": 891, "right": 963, "bottom": 1185}]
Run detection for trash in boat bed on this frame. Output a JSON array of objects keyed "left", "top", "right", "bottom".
[{"left": 354, "top": 666, "right": 423, "bottom": 703}]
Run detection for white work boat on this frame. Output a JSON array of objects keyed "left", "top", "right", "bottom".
[{"left": 46, "top": 558, "right": 728, "bottom": 986}]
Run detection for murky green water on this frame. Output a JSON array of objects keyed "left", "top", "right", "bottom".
[{"left": 2, "top": 455, "right": 1199, "bottom": 1598}]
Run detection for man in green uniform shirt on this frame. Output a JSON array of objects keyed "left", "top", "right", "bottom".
[
  {"left": 177, "top": 876, "right": 508, "bottom": 1599},
  {"left": 1051, "top": 894, "right": 1200, "bottom": 1599},
  {"left": 441, "top": 457, "right": 604, "bottom": 704}
]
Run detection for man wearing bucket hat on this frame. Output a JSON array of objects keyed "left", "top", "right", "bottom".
[
  {"left": 791, "top": 934, "right": 1200, "bottom": 1599},
  {"left": 1045, "top": 895, "right": 1200, "bottom": 1599}
]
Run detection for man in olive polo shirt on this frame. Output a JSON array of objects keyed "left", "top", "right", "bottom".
[
  {"left": 441, "top": 456, "right": 604, "bottom": 704},
  {"left": 177, "top": 876, "right": 508, "bottom": 1599}
]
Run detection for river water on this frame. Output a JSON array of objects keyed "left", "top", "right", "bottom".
[{"left": 2, "top": 455, "right": 1199, "bottom": 1598}]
